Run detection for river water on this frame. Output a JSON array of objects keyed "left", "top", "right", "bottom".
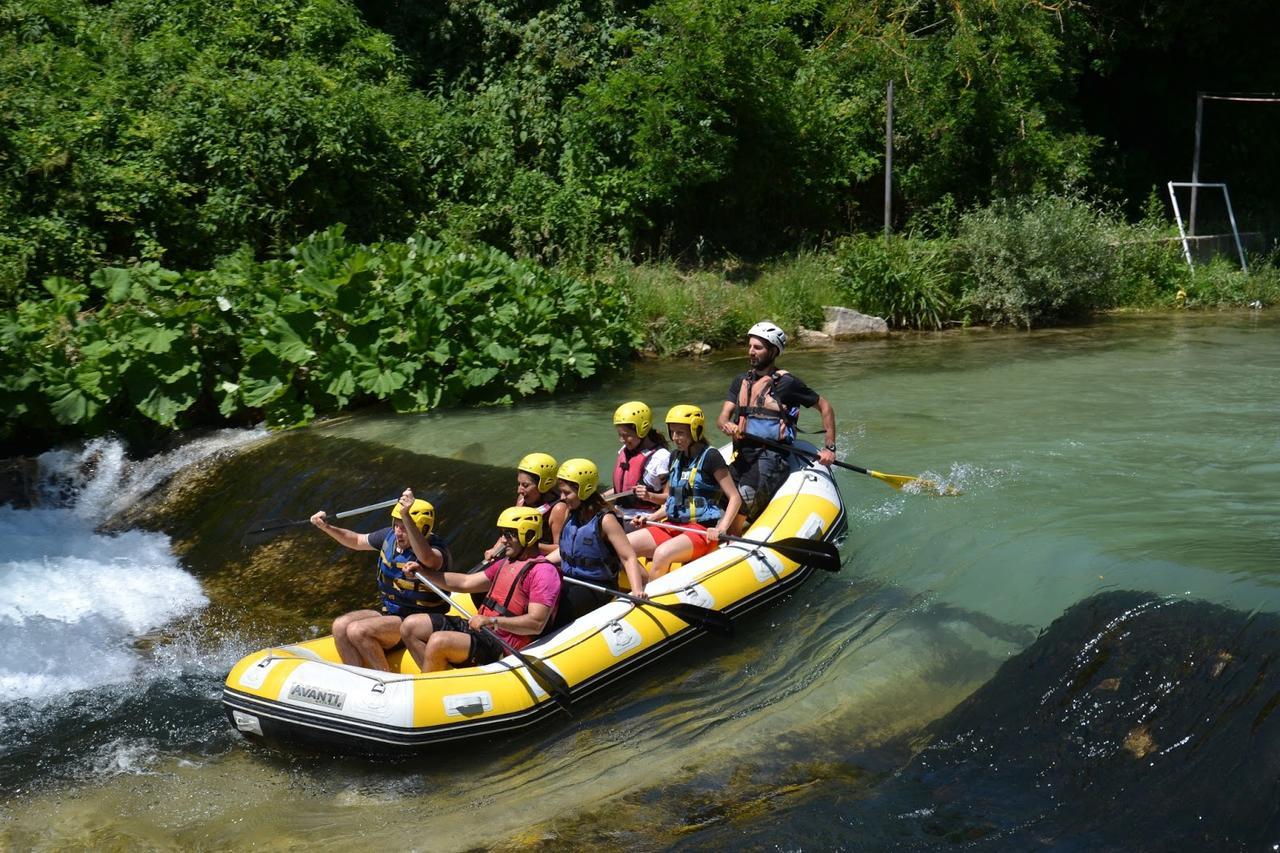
[{"left": 1, "top": 312, "right": 1277, "bottom": 849}]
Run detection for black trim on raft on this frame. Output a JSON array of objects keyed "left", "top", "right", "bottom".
[{"left": 223, "top": 468, "right": 847, "bottom": 753}]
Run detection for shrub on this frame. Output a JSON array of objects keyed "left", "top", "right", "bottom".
[
  {"left": 955, "top": 195, "right": 1115, "bottom": 328},
  {"left": 1185, "top": 256, "right": 1280, "bottom": 308},
  {"left": 618, "top": 251, "right": 843, "bottom": 356},
  {"left": 0, "top": 227, "right": 640, "bottom": 452},
  {"left": 833, "top": 234, "right": 953, "bottom": 329}
]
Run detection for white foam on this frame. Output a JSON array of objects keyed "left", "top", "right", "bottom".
[
  {"left": 36, "top": 429, "right": 266, "bottom": 522},
  {"left": 0, "top": 432, "right": 262, "bottom": 704},
  {"left": 0, "top": 505, "right": 209, "bottom": 702}
]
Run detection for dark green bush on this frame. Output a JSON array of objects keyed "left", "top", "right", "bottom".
[
  {"left": 1, "top": 0, "right": 1108, "bottom": 294},
  {"left": 0, "top": 0, "right": 443, "bottom": 301}
]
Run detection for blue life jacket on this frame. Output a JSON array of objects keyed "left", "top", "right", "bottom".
[
  {"left": 376, "top": 532, "right": 453, "bottom": 616},
  {"left": 559, "top": 510, "right": 620, "bottom": 584},
  {"left": 665, "top": 446, "right": 725, "bottom": 525}
]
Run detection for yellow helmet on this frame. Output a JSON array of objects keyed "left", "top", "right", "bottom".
[
  {"left": 517, "top": 452, "right": 559, "bottom": 494},
  {"left": 391, "top": 499, "right": 435, "bottom": 534},
  {"left": 666, "top": 404, "right": 706, "bottom": 442},
  {"left": 496, "top": 506, "right": 543, "bottom": 549},
  {"left": 556, "top": 458, "right": 599, "bottom": 501},
  {"left": 612, "top": 401, "right": 652, "bottom": 437}
]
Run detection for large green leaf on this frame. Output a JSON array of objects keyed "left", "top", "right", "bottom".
[
  {"left": 325, "top": 369, "right": 357, "bottom": 405},
  {"left": 484, "top": 341, "right": 520, "bottom": 362},
  {"left": 261, "top": 314, "right": 316, "bottom": 364},
  {"left": 240, "top": 373, "right": 289, "bottom": 408},
  {"left": 131, "top": 325, "right": 183, "bottom": 354},
  {"left": 93, "top": 268, "right": 136, "bottom": 303},
  {"left": 462, "top": 365, "right": 500, "bottom": 386},
  {"left": 238, "top": 349, "right": 292, "bottom": 408},
  {"left": 514, "top": 371, "right": 541, "bottom": 395},
  {"left": 215, "top": 380, "right": 241, "bottom": 417},
  {"left": 356, "top": 364, "right": 408, "bottom": 397},
  {"left": 134, "top": 383, "right": 197, "bottom": 427},
  {"left": 48, "top": 385, "right": 96, "bottom": 425},
  {"left": 43, "top": 277, "right": 87, "bottom": 313}
]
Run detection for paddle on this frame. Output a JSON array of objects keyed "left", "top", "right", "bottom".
[
  {"left": 559, "top": 576, "right": 733, "bottom": 637},
  {"left": 646, "top": 521, "right": 842, "bottom": 574},
  {"left": 411, "top": 571, "right": 573, "bottom": 714},
  {"left": 600, "top": 486, "right": 635, "bottom": 503},
  {"left": 246, "top": 497, "right": 400, "bottom": 538},
  {"left": 740, "top": 433, "right": 960, "bottom": 495}
]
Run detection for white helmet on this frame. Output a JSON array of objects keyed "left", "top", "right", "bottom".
[{"left": 748, "top": 321, "right": 787, "bottom": 354}]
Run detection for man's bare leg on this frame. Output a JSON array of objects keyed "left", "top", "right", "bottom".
[
  {"left": 332, "top": 609, "right": 381, "bottom": 666},
  {"left": 346, "top": 614, "right": 404, "bottom": 671}
]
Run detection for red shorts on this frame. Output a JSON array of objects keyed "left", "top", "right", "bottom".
[{"left": 648, "top": 522, "right": 716, "bottom": 560}]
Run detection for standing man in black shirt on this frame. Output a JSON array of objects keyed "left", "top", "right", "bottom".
[{"left": 716, "top": 321, "right": 838, "bottom": 520}]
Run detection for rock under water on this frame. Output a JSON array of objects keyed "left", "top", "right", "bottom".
[{"left": 681, "top": 590, "right": 1280, "bottom": 850}]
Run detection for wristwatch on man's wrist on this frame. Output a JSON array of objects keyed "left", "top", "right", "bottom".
[{"left": 823, "top": 443, "right": 837, "bottom": 452}]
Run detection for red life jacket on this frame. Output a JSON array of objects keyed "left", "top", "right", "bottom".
[
  {"left": 613, "top": 444, "right": 659, "bottom": 508},
  {"left": 479, "top": 556, "right": 552, "bottom": 651},
  {"left": 532, "top": 495, "right": 563, "bottom": 545}
]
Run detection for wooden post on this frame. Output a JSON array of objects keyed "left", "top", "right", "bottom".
[
  {"left": 885, "top": 80, "right": 894, "bottom": 237},
  {"left": 1189, "top": 92, "right": 1204, "bottom": 236}
]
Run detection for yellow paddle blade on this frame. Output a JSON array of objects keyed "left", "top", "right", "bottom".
[{"left": 867, "top": 469, "right": 962, "bottom": 496}]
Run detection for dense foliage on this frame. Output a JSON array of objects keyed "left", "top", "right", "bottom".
[
  {"left": 3, "top": 0, "right": 1278, "bottom": 451},
  {"left": 0, "top": 228, "right": 637, "bottom": 451},
  {"left": 1, "top": 0, "right": 1119, "bottom": 297}
]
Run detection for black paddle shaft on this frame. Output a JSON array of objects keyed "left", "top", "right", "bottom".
[{"left": 560, "top": 575, "right": 734, "bottom": 637}]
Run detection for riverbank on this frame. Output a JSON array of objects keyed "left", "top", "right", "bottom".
[
  {"left": 618, "top": 194, "right": 1280, "bottom": 356},
  {"left": 4, "top": 201, "right": 1277, "bottom": 458}
]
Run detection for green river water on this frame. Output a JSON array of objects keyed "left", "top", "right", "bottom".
[{"left": 1, "top": 312, "right": 1277, "bottom": 850}]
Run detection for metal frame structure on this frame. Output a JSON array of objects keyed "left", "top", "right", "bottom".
[
  {"left": 1167, "top": 181, "right": 1248, "bottom": 272},
  {"left": 1190, "top": 92, "right": 1280, "bottom": 235}
]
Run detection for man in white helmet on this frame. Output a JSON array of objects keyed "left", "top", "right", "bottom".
[{"left": 716, "top": 321, "right": 838, "bottom": 520}]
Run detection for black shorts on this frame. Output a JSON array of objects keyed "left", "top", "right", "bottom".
[
  {"left": 556, "top": 582, "right": 614, "bottom": 627},
  {"left": 732, "top": 447, "right": 790, "bottom": 518},
  {"left": 431, "top": 614, "right": 506, "bottom": 667}
]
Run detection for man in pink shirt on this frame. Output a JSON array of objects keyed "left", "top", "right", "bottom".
[{"left": 402, "top": 506, "right": 561, "bottom": 671}]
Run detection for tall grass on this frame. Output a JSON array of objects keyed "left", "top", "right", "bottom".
[
  {"left": 1186, "top": 256, "right": 1280, "bottom": 307},
  {"left": 615, "top": 251, "right": 843, "bottom": 355},
  {"left": 834, "top": 235, "right": 954, "bottom": 329}
]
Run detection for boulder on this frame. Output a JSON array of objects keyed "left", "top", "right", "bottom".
[
  {"left": 0, "top": 457, "right": 38, "bottom": 508},
  {"left": 795, "top": 326, "right": 834, "bottom": 346},
  {"left": 821, "top": 305, "right": 889, "bottom": 338}
]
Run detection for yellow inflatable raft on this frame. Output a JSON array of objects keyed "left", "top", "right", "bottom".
[{"left": 222, "top": 446, "right": 846, "bottom": 751}]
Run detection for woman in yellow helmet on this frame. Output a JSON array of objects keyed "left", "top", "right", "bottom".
[
  {"left": 629, "top": 404, "right": 742, "bottom": 580},
  {"left": 482, "top": 452, "right": 568, "bottom": 560},
  {"left": 610, "top": 401, "right": 671, "bottom": 531},
  {"left": 547, "top": 458, "right": 649, "bottom": 622}
]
